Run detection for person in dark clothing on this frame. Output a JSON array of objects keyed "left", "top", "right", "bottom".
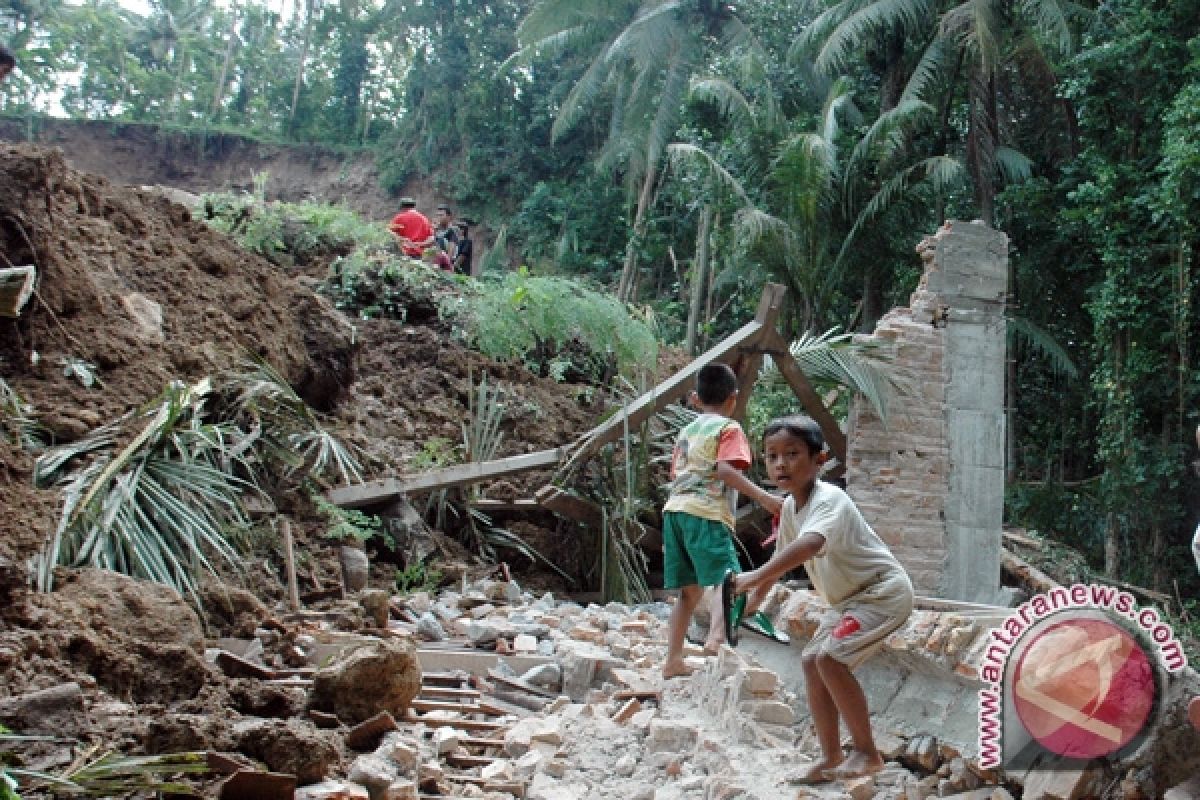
[
  {"left": 0, "top": 44, "right": 16, "bottom": 83},
  {"left": 452, "top": 221, "right": 474, "bottom": 276}
]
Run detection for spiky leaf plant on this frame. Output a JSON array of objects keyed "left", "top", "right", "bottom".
[
  {"left": 0, "top": 375, "right": 40, "bottom": 450},
  {"left": 33, "top": 379, "right": 253, "bottom": 598},
  {"left": 223, "top": 356, "right": 363, "bottom": 487},
  {"left": 755, "top": 327, "right": 904, "bottom": 431}
]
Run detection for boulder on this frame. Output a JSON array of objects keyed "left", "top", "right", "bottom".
[{"left": 309, "top": 638, "right": 421, "bottom": 725}]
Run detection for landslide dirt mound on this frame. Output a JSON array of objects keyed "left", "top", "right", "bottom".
[
  {"left": 0, "top": 142, "right": 356, "bottom": 569},
  {"left": 0, "top": 143, "right": 612, "bottom": 705}
]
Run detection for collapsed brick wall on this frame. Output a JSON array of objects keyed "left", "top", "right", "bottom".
[{"left": 846, "top": 221, "right": 1009, "bottom": 601}]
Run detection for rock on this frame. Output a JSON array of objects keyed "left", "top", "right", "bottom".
[
  {"left": 646, "top": 720, "right": 699, "bottom": 754},
  {"left": 1165, "top": 776, "right": 1200, "bottom": 800},
  {"left": 348, "top": 755, "right": 398, "bottom": 799},
  {"left": 382, "top": 780, "right": 418, "bottom": 800},
  {"left": 434, "top": 727, "right": 465, "bottom": 755},
  {"left": 294, "top": 780, "right": 370, "bottom": 800},
  {"left": 360, "top": 589, "right": 390, "bottom": 629},
  {"left": 309, "top": 638, "right": 421, "bottom": 724},
  {"left": 415, "top": 613, "right": 446, "bottom": 641},
  {"left": 615, "top": 754, "right": 637, "bottom": 777},
  {"left": 521, "top": 663, "right": 562, "bottom": 689},
  {"left": 233, "top": 718, "right": 340, "bottom": 785},
  {"left": 379, "top": 733, "right": 419, "bottom": 772},
  {"left": 1021, "top": 765, "right": 1097, "bottom": 800},
  {"left": 902, "top": 733, "right": 940, "bottom": 773},
  {"left": 0, "top": 682, "right": 84, "bottom": 733},
  {"left": 340, "top": 547, "right": 370, "bottom": 592}
]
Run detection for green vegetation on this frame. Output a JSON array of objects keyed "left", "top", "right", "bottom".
[
  {"left": 395, "top": 562, "right": 442, "bottom": 594},
  {"left": 314, "top": 494, "right": 390, "bottom": 550},
  {"left": 464, "top": 271, "right": 658, "bottom": 382},
  {"left": 33, "top": 362, "right": 362, "bottom": 600},
  {"left": 203, "top": 188, "right": 392, "bottom": 267}
]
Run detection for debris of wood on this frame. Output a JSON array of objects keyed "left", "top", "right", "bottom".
[
  {"left": 486, "top": 669, "right": 557, "bottom": 699},
  {"left": 327, "top": 448, "right": 566, "bottom": 510},
  {"left": 0, "top": 265, "right": 36, "bottom": 318},
  {"left": 218, "top": 769, "right": 297, "bottom": 800},
  {"left": 345, "top": 711, "right": 399, "bottom": 751},
  {"left": 1000, "top": 549, "right": 1057, "bottom": 594},
  {"left": 215, "top": 650, "right": 275, "bottom": 680}
]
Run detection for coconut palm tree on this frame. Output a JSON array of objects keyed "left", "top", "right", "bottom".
[
  {"left": 510, "top": 0, "right": 757, "bottom": 301},
  {"left": 796, "top": 0, "right": 1080, "bottom": 226}
]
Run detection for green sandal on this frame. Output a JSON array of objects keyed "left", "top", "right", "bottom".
[{"left": 741, "top": 611, "right": 790, "bottom": 645}]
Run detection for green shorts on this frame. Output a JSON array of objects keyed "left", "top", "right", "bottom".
[{"left": 662, "top": 511, "right": 739, "bottom": 589}]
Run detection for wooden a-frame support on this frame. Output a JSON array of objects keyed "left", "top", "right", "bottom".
[{"left": 326, "top": 283, "right": 847, "bottom": 511}]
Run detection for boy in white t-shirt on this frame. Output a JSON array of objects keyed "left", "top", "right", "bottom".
[{"left": 733, "top": 415, "right": 913, "bottom": 783}]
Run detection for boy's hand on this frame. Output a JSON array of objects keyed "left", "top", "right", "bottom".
[{"left": 759, "top": 492, "right": 783, "bottom": 518}]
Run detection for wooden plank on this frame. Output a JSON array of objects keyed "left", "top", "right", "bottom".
[
  {"left": 419, "top": 686, "right": 480, "bottom": 700},
  {"left": 445, "top": 754, "right": 496, "bottom": 769},
  {"left": 759, "top": 329, "right": 848, "bottom": 467},
  {"left": 534, "top": 485, "right": 603, "bottom": 527},
  {"left": 561, "top": 316, "right": 770, "bottom": 472},
  {"left": 486, "top": 669, "right": 558, "bottom": 699},
  {"left": 731, "top": 284, "right": 786, "bottom": 421},
  {"left": 412, "top": 716, "right": 506, "bottom": 732},
  {"left": 411, "top": 699, "right": 486, "bottom": 714},
  {"left": 472, "top": 498, "right": 541, "bottom": 513},
  {"left": 280, "top": 518, "right": 300, "bottom": 612},
  {"left": 327, "top": 448, "right": 565, "bottom": 509}
]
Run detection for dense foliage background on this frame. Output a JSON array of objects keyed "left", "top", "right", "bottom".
[{"left": 3, "top": 0, "right": 1199, "bottom": 599}]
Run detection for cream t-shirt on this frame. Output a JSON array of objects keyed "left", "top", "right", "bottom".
[{"left": 776, "top": 480, "right": 913, "bottom": 617}]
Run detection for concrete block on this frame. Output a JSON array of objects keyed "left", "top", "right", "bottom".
[{"left": 646, "top": 719, "right": 699, "bottom": 754}]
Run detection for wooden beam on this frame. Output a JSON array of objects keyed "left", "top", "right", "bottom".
[
  {"left": 759, "top": 329, "right": 848, "bottom": 467},
  {"left": 731, "top": 284, "right": 786, "bottom": 422},
  {"left": 327, "top": 448, "right": 565, "bottom": 509},
  {"left": 561, "top": 287, "right": 785, "bottom": 472},
  {"left": 534, "top": 485, "right": 603, "bottom": 527}
]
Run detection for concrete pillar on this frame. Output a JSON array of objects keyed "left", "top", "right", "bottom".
[{"left": 846, "top": 220, "right": 1008, "bottom": 603}]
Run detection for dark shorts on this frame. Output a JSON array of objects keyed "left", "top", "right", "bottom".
[{"left": 662, "top": 511, "right": 739, "bottom": 589}]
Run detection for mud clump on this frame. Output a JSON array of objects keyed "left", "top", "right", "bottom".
[{"left": 309, "top": 637, "right": 421, "bottom": 724}]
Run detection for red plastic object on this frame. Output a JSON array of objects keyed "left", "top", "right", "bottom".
[{"left": 831, "top": 614, "right": 861, "bottom": 639}]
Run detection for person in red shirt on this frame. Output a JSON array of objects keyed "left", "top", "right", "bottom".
[{"left": 389, "top": 197, "right": 433, "bottom": 258}]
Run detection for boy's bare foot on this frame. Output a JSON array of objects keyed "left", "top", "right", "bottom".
[
  {"left": 785, "top": 760, "right": 841, "bottom": 785},
  {"left": 831, "top": 750, "right": 885, "bottom": 779},
  {"left": 662, "top": 661, "right": 694, "bottom": 679},
  {"left": 702, "top": 637, "right": 724, "bottom": 656}
]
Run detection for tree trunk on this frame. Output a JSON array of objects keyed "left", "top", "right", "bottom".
[
  {"left": 210, "top": 5, "right": 240, "bottom": 121},
  {"left": 289, "top": 0, "right": 316, "bottom": 129},
  {"left": 966, "top": 67, "right": 998, "bottom": 226},
  {"left": 617, "top": 158, "right": 658, "bottom": 302},
  {"left": 685, "top": 205, "right": 713, "bottom": 354}
]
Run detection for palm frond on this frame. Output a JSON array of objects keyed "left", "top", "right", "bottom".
[
  {"left": 815, "top": 0, "right": 936, "bottom": 75},
  {"left": 833, "top": 154, "right": 967, "bottom": 273},
  {"left": 33, "top": 380, "right": 251, "bottom": 599},
  {"left": 792, "top": 0, "right": 875, "bottom": 64},
  {"left": 846, "top": 97, "right": 934, "bottom": 177},
  {"left": 1008, "top": 315, "right": 1078, "bottom": 378},
  {"left": 899, "top": 36, "right": 954, "bottom": 106},
  {"left": 994, "top": 145, "right": 1034, "bottom": 186},
  {"left": 688, "top": 76, "right": 754, "bottom": 124},
  {"left": 767, "top": 328, "right": 904, "bottom": 422},
  {"left": 666, "top": 143, "right": 751, "bottom": 205},
  {"left": 1018, "top": 0, "right": 1073, "bottom": 56}
]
